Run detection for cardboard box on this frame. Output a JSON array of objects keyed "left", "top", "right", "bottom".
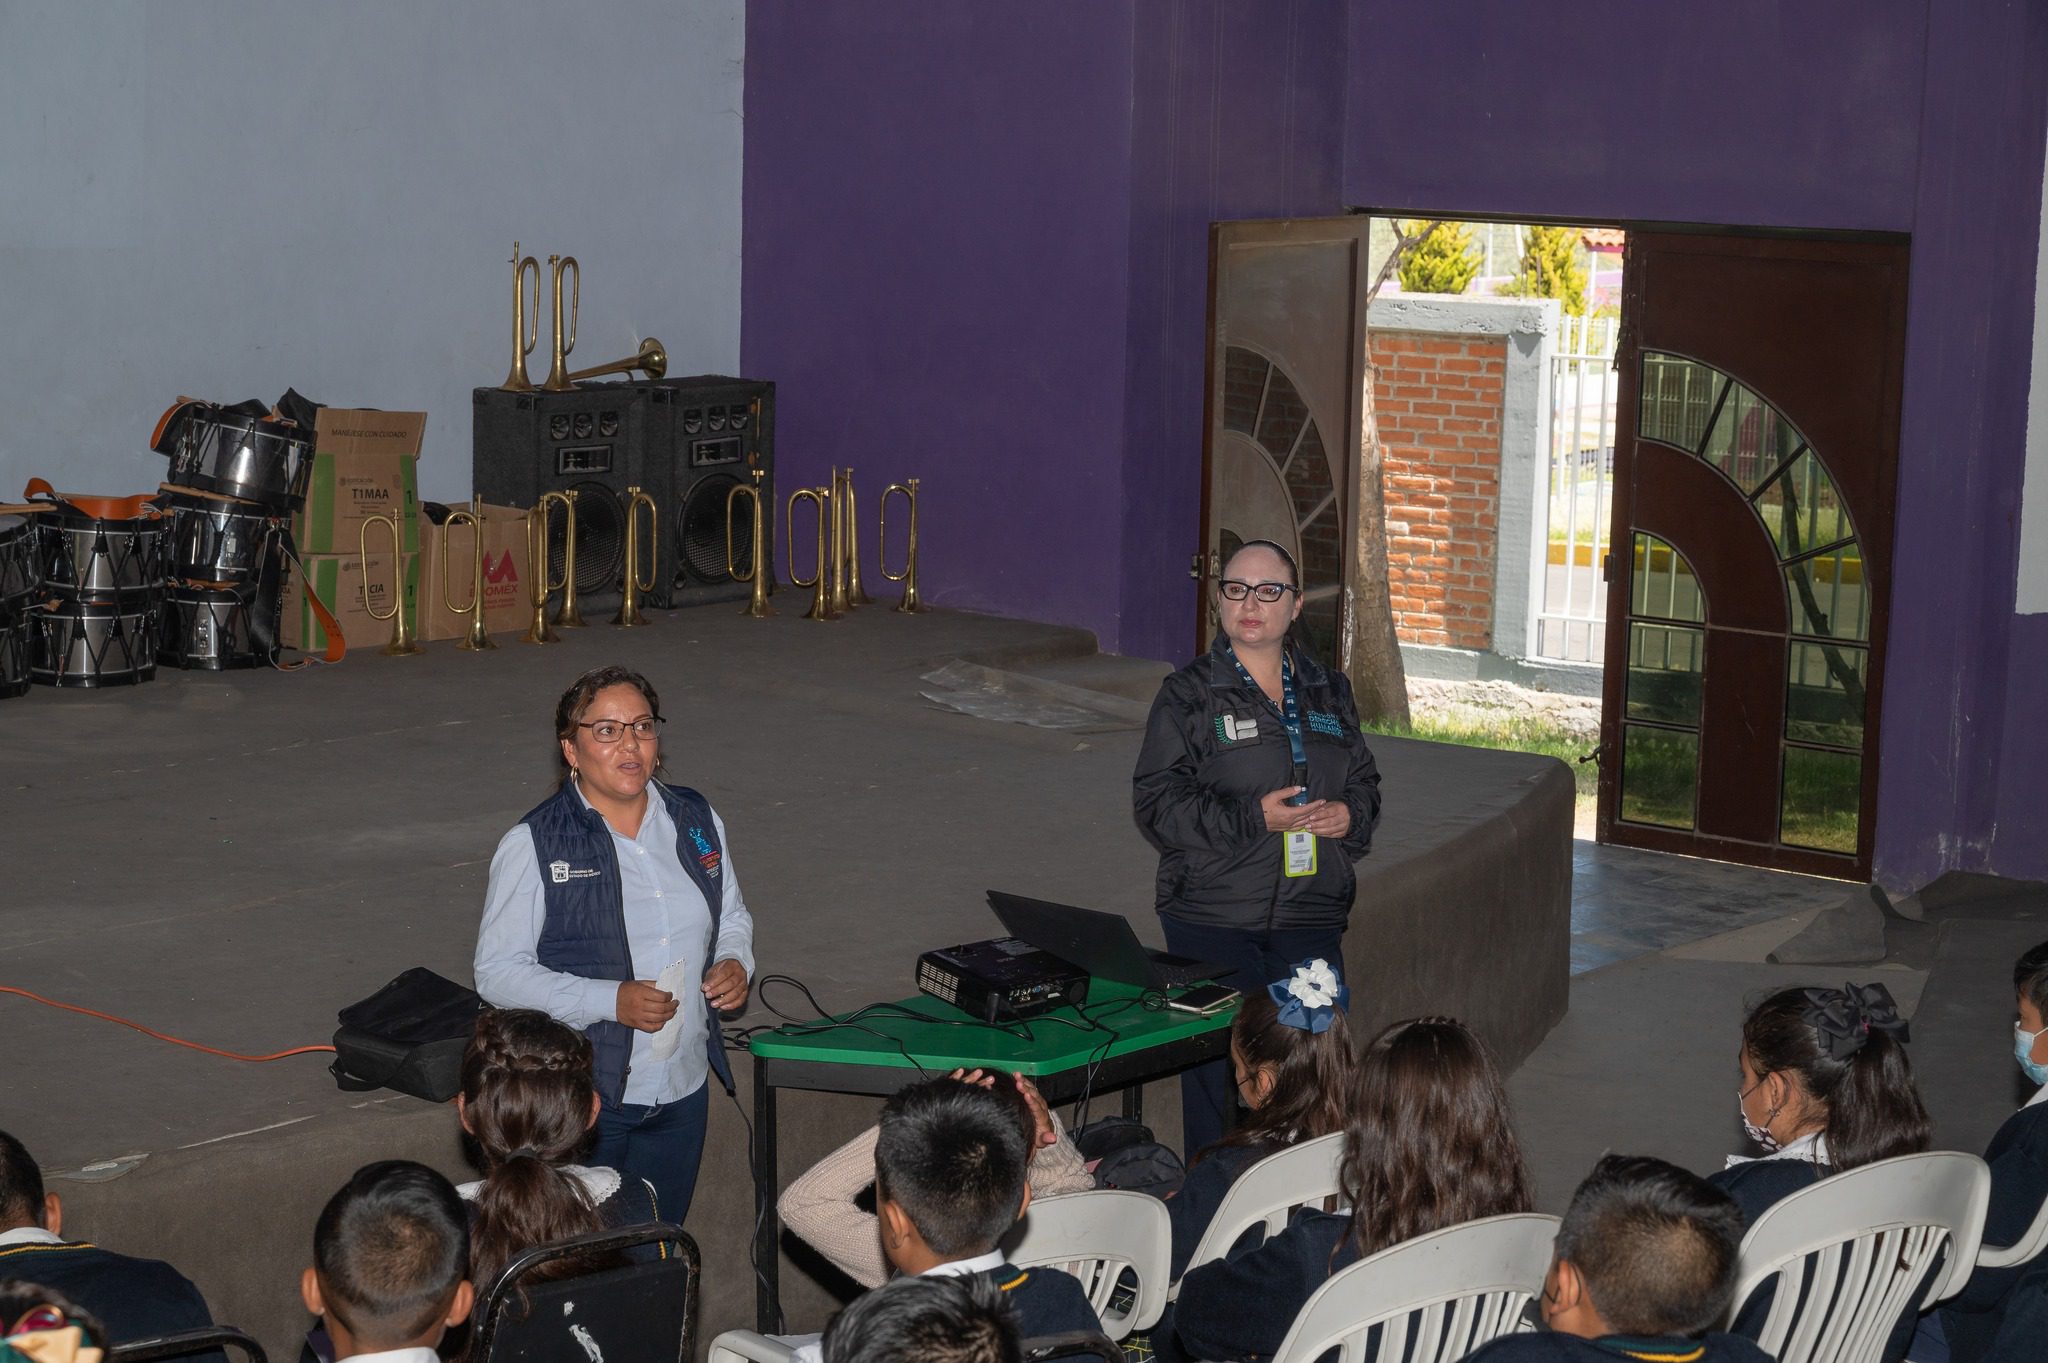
[
  {"left": 292, "top": 407, "right": 427, "bottom": 555},
  {"left": 284, "top": 551, "right": 420, "bottom": 653},
  {"left": 419, "top": 502, "right": 531, "bottom": 641}
]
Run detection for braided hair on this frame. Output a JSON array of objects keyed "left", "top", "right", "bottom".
[{"left": 461, "top": 1008, "right": 608, "bottom": 1290}]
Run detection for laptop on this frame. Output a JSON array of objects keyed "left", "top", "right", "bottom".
[{"left": 986, "top": 890, "right": 1232, "bottom": 991}]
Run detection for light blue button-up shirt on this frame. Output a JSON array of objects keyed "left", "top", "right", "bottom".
[{"left": 474, "top": 783, "right": 756, "bottom": 1105}]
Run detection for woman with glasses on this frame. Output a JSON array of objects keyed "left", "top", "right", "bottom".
[
  {"left": 474, "top": 664, "right": 755, "bottom": 1225},
  {"left": 1133, "top": 540, "right": 1381, "bottom": 1154}
]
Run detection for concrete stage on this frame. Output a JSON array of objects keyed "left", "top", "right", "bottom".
[{"left": 1, "top": 604, "right": 1572, "bottom": 1354}]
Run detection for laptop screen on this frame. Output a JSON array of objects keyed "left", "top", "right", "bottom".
[{"left": 986, "top": 890, "right": 1156, "bottom": 987}]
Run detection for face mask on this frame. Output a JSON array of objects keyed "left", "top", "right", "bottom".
[
  {"left": 2014, "top": 1022, "right": 2048, "bottom": 1086},
  {"left": 1739, "top": 1080, "right": 1782, "bottom": 1152}
]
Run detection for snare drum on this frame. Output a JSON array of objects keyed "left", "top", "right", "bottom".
[
  {"left": 158, "top": 583, "right": 271, "bottom": 671},
  {"left": 36, "top": 499, "right": 166, "bottom": 600},
  {"left": 0, "top": 514, "right": 40, "bottom": 604},
  {"left": 29, "top": 596, "right": 159, "bottom": 687},
  {"left": 160, "top": 404, "right": 314, "bottom": 512},
  {"left": 0, "top": 606, "right": 29, "bottom": 698},
  {"left": 161, "top": 491, "right": 276, "bottom": 585}
]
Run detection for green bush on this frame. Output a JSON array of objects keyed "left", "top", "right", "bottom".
[
  {"left": 1499, "top": 224, "right": 1589, "bottom": 316},
  {"left": 1397, "top": 220, "right": 1480, "bottom": 296}
]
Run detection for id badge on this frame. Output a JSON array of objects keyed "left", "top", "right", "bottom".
[{"left": 1284, "top": 830, "right": 1318, "bottom": 878}]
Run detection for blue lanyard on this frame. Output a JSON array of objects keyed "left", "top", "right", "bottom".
[{"left": 1227, "top": 646, "right": 1307, "bottom": 773}]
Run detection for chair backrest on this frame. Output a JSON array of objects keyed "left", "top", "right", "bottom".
[
  {"left": 1271, "top": 1213, "right": 1560, "bottom": 1363},
  {"left": 706, "top": 1330, "right": 799, "bottom": 1363},
  {"left": 999, "top": 1188, "right": 1171, "bottom": 1338},
  {"left": 109, "top": 1327, "right": 267, "bottom": 1363},
  {"left": 471, "top": 1222, "right": 700, "bottom": 1363},
  {"left": 1731, "top": 1151, "right": 1990, "bottom": 1363},
  {"left": 1173, "top": 1131, "right": 1347, "bottom": 1294}
]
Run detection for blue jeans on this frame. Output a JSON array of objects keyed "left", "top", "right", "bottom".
[
  {"left": 1157, "top": 917, "right": 1346, "bottom": 1157},
  {"left": 590, "top": 1083, "right": 710, "bottom": 1227}
]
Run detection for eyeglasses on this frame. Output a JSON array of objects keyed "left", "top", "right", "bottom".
[
  {"left": 1218, "top": 579, "right": 1298, "bottom": 603},
  {"left": 8, "top": 1306, "right": 71, "bottom": 1337},
  {"left": 576, "top": 717, "right": 665, "bottom": 744}
]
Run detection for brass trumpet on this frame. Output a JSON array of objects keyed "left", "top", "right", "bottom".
[
  {"left": 569, "top": 337, "right": 668, "bottom": 384},
  {"left": 880, "top": 477, "right": 927, "bottom": 613},
  {"left": 727, "top": 468, "right": 774, "bottom": 618},
  {"left": 615, "top": 486, "right": 657, "bottom": 628},
  {"left": 443, "top": 498, "right": 497, "bottom": 651},
  {"left": 556, "top": 489, "right": 586, "bottom": 628},
  {"left": 522, "top": 490, "right": 573, "bottom": 644},
  {"left": 501, "top": 243, "right": 541, "bottom": 392},
  {"left": 787, "top": 485, "right": 840, "bottom": 621},
  {"left": 358, "top": 512, "right": 422, "bottom": 655},
  {"left": 836, "top": 466, "right": 874, "bottom": 607},
  {"left": 542, "top": 254, "right": 580, "bottom": 391}
]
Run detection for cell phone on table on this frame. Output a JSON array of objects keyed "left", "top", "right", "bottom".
[{"left": 1166, "top": 982, "right": 1241, "bottom": 1016}]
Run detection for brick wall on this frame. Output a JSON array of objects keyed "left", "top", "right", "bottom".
[{"left": 1372, "top": 331, "right": 1507, "bottom": 649}]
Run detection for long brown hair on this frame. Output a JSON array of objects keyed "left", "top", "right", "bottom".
[
  {"left": 1338, "top": 1017, "right": 1532, "bottom": 1259},
  {"left": 1192, "top": 988, "right": 1353, "bottom": 1165},
  {"left": 462, "top": 1008, "right": 608, "bottom": 1289}
]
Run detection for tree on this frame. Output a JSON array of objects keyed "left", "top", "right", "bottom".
[
  {"left": 1499, "top": 224, "right": 1588, "bottom": 316},
  {"left": 1397, "top": 220, "right": 1480, "bottom": 296}
]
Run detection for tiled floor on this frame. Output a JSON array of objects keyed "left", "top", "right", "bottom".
[{"left": 1569, "top": 837, "right": 1853, "bottom": 974}]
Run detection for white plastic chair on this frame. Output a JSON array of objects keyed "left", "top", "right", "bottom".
[
  {"left": 707, "top": 1332, "right": 798, "bottom": 1363},
  {"left": 1974, "top": 1183, "right": 2048, "bottom": 1272},
  {"left": 1000, "top": 1188, "right": 1173, "bottom": 1338},
  {"left": 1171, "top": 1131, "right": 1347, "bottom": 1298},
  {"left": 1731, "top": 1150, "right": 1991, "bottom": 1363},
  {"left": 1269, "top": 1213, "right": 1560, "bottom": 1363}
]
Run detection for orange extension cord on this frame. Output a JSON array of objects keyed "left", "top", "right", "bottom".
[{"left": 1, "top": 985, "right": 336, "bottom": 1062}]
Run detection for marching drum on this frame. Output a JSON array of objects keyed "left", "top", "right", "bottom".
[
  {"left": 159, "top": 583, "right": 267, "bottom": 671},
  {"left": 0, "top": 515, "right": 40, "bottom": 604},
  {"left": 29, "top": 596, "right": 159, "bottom": 687},
  {"left": 0, "top": 607, "right": 29, "bottom": 698},
  {"left": 157, "top": 403, "right": 314, "bottom": 513},
  {"left": 35, "top": 497, "right": 166, "bottom": 600},
  {"left": 161, "top": 490, "right": 276, "bottom": 585}
]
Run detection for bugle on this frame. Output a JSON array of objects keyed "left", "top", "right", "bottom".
[
  {"left": 880, "top": 477, "right": 927, "bottom": 613},
  {"left": 726, "top": 468, "right": 774, "bottom": 618},
  {"left": 541, "top": 254, "right": 580, "bottom": 392},
  {"left": 555, "top": 489, "right": 586, "bottom": 628},
  {"left": 522, "top": 490, "right": 572, "bottom": 644},
  {"left": 358, "top": 512, "right": 422, "bottom": 655},
  {"left": 786, "top": 486, "right": 840, "bottom": 621},
  {"left": 442, "top": 499, "right": 497, "bottom": 651},
  {"left": 568, "top": 337, "right": 667, "bottom": 384},
  {"left": 501, "top": 243, "right": 541, "bottom": 392},
  {"left": 615, "top": 485, "right": 657, "bottom": 628},
  {"left": 837, "top": 466, "right": 874, "bottom": 607}
]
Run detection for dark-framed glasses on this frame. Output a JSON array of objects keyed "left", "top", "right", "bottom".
[
  {"left": 577, "top": 717, "right": 665, "bottom": 744},
  {"left": 1218, "top": 579, "right": 1297, "bottom": 603}
]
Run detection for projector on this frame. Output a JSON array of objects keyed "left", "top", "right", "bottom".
[{"left": 916, "top": 937, "right": 1090, "bottom": 1023}]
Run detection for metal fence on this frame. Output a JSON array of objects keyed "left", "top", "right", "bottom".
[{"left": 1534, "top": 313, "right": 1620, "bottom": 664}]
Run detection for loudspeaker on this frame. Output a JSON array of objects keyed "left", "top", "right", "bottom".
[{"left": 472, "top": 375, "right": 774, "bottom": 609}]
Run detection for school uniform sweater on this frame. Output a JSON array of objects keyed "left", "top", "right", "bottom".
[
  {"left": 1167, "top": 1144, "right": 1268, "bottom": 1281},
  {"left": 1465, "top": 1330, "right": 1776, "bottom": 1363},
  {"left": 0, "top": 1230, "right": 217, "bottom": 1359},
  {"left": 1941, "top": 1093, "right": 2048, "bottom": 1363},
  {"left": 1155, "top": 1206, "right": 1356, "bottom": 1363}
]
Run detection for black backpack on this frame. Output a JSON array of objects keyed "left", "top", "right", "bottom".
[
  {"left": 330, "top": 967, "right": 483, "bottom": 1102},
  {"left": 1071, "top": 1116, "right": 1186, "bottom": 1198}
]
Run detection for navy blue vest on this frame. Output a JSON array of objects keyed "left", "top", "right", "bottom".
[{"left": 522, "top": 779, "right": 736, "bottom": 1106}]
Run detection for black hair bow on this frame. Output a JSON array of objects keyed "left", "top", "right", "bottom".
[{"left": 1800, "top": 981, "right": 1909, "bottom": 1062}]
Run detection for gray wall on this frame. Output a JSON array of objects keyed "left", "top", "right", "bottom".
[{"left": 0, "top": 0, "right": 743, "bottom": 505}]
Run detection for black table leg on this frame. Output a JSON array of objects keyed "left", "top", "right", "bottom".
[
  {"left": 754, "top": 1055, "right": 779, "bottom": 1332},
  {"left": 1122, "top": 1081, "right": 1142, "bottom": 1122}
]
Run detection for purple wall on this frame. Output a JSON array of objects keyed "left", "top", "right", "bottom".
[
  {"left": 1344, "top": 1, "right": 1928, "bottom": 231},
  {"left": 1118, "top": 1, "right": 1348, "bottom": 666},
  {"left": 742, "top": 2, "right": 1138, "bottom": 644}
]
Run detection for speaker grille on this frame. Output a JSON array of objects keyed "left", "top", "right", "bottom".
[
  {"left": 676, "top": 474, "right": 743, "bottom": 586},
  {"left": 549, "top": 481, "right": 625, "bottom": 593}
]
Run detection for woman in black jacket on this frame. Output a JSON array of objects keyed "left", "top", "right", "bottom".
[{"left": 1132, "top": 539, "right": 1381, "bottom": 1153}]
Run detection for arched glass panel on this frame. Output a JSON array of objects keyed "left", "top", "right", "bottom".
[{"left": 1630, "top": 533, "right": 1705, "bottom": 623}]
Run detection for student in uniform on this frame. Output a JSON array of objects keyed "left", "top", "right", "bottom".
[
  {"left": 821, "top": 1274, "right": 1021, "bottom": 1363},
  {"left": 1156, "top": 1017, "right": 1532, "bottom": 1363},
  {"left": 1939, "top": 940, "right": 2048, "bottom": 1363},
  {"left": 298, "top": 1162, "right": 475, "bottom": 1363},
  {"left": 1465, "top": 1155, "right": 1771, "bottom": 1363},
  {"left": 1710, "top": 981, "right": 1930, "bottom": 1224},
  {"left": 790, "top": 1078, "right": 1100, "bottom": 1363},
  {"left": 1165, "top": 959, "right": 1354, "bottom": 1281}
]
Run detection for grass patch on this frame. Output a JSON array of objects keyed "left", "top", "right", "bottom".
[{"left": 1364, "top": 713, "right": 1598, "bottom": 800}]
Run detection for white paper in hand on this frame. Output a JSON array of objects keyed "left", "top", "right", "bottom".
[{"left": 647, "top": 959, "right": 691, "bottom": 1061}]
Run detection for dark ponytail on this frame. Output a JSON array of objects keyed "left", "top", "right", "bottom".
[
  {"left": 1192, "top": 988, "right": 1353, "bottom": 1166},
  {"left": 1740, "top": 984, "right": 1930, "bottom": 1172},
  {"left": 462, "top": 1009, "right": 610, "bottom": 1289}
]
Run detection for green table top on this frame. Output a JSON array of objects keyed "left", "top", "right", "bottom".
[{"left": 748, "top": 978, "right": 1238, "bottom": 1074}]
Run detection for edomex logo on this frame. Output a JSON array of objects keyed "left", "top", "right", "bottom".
[{"left": 484, "top": 550, "right": 520, "bottom": 585}]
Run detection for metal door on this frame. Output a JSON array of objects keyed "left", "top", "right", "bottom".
[
  {"left": 1598, "top": 232, "right": 1907, "bottom": 878},
  {"left": 1199, "top": 217, "right": 1372, "bottom": 670}
]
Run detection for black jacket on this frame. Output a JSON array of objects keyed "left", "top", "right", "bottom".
[
  {"left": 975, "top": 1261, "right": 1102, "bottom": 1339},
  {"left": 1156, "top": 1206, "right": 1355, "bottom": 1363},
  {"left": 1942, "top": 1102, "right": 2048, "bottom": 1363},
  {"left": 1133, "top": 641, "right": 1381, "bottom": 932},
  {"left": 0, "top": 1239, "right": 217, "bottom": 1356},
  {"left": 1167, "top": 1144, "right": 1267, "bottom": 1280}
]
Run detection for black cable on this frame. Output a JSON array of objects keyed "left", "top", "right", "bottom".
[{"left": 722, "top": 1080, "right": 785, "bottom": 1334}]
